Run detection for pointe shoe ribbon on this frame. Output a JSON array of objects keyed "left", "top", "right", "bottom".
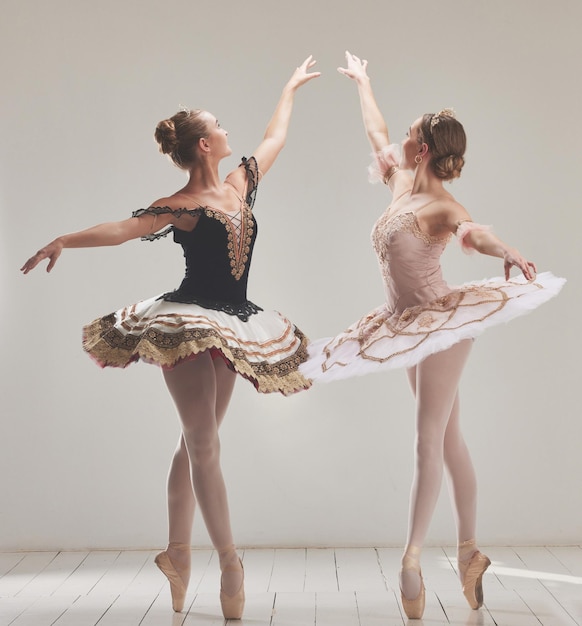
[{"left": 459, "top": 550, "right": 491, "bottom": 609}]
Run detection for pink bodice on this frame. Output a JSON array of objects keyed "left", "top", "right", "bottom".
[{"left": 371, "top": 211, "right": 452, "bottom": 314}]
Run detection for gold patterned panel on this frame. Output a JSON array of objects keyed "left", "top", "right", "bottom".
[{"left": 204, "top": 204, "right": 254, "bottom": 281}]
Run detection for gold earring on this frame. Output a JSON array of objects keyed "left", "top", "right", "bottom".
[{"left": 415, "top": 155, "right": 423, "bottom": 164}]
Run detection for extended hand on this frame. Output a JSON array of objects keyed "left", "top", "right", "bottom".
[
  {"left": 337, "top": 50, "right": 369, "bottom": 82},
  {"left": 503, "top": 248, "right": 537, "bottom": 281},
  {"left": 287, "top": 55, "right": 321, "bottom": 90},
  {"left": 21, "top": 239, "right": 63, "bottom": 274}
]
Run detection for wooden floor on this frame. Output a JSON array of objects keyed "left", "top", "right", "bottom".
[{"left": 1, "top": 546, "right": 580, "bottom": 625}]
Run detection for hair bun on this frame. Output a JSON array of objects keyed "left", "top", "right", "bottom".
[
  {"left": 154, "top": 119, "right": 178, "bottom": 155},
  {"left": 434, "top": 154, "right": 465, "bottom": 181}
]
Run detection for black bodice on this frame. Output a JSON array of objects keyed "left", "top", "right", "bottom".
[{"left": 133, "top": 157, "right": 262, "bottom": 321}]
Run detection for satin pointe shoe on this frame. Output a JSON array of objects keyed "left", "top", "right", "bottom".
[
  {"left": 458, "top": 547, "right": 491, "bottom": 609},
  {"left": 220, "top": 558, "right": 245, "bottom": 620},
  {"left": 399, "top": 546, "right": 426, "bottom": 620},
  {"left": 154, "top": 542, "right": 190, "bottom": 613}
]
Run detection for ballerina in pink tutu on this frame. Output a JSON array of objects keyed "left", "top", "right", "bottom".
[{"left": 301, "top": 51, "right": 565, "bottom": 619}]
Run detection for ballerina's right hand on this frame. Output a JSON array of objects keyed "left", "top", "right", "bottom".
[
  {"left": 337, "top": 50, "right": 369, "bottom": 83},
  {"left": 21, "top": 239, "right": 63, "bottom": 274},
  {"left": 503, "top": 248, "right": 537, "bottom": 281}
]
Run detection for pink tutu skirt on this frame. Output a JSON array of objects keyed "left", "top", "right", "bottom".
[{"left": 300, "top": 271, "right": 565, "bottom": 382}]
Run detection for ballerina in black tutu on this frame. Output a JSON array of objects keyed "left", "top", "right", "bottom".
[{"left": 21, "top": 55, "right": 320, "bottom": 618}]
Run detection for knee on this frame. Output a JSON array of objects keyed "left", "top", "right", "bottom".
[
  {"left": 415, "top": 433, "right": 444, "bottom": 467},
  {"left": 186, "top": 431, "right": 221, "bottom": 468}
]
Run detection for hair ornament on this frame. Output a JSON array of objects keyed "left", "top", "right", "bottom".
[
  {"left": 430, "top": 108, "right": 456, "bottom": 131},
  {"left": 178, "top": 104, "right": 191, "bottom": 116}
]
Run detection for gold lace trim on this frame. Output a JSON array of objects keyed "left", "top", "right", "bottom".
[
  {"left": 321, "top": 279, "right": 548, "bottom": 370},
  {"left": 83, "top": 313, "right": 310, "bottom": 395},
  {"left": 389, "top": 212, "right": 452, "bottom": 245},
  {"left": 204, "top": 205, "right": 254, "bottom": 281}
]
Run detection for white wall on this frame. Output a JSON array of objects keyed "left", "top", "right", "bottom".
[{"left": 1, "top": 0, "right": 579, "bottom": 550}]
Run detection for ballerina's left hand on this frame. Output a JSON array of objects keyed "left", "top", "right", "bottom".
[
  {"left": 503, "top": 248, "right": 537, "bottom": 281},
  {"left": 286, "top": 55, "right": 321, "bottom": 91}
]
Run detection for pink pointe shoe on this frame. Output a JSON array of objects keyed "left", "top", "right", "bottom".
[
  {"left": 154, "top": 542, "right": 191, "bottom": 613},
  {"left": 220, "top": 558, "right": 245, "bottom": 620},
  {"left": 399, "top": 546, "right": 425, "bottom": 620},
  {"left": 458, "top": 540, "right": 491, "bottom": 609}
]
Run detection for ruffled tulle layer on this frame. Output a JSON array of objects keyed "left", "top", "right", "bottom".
[
  {"left": 300, "top": 271, "right": 565, "bottom": 382},
  {"left": 83, "top": 296, "right": 311, "bottom": 395}
]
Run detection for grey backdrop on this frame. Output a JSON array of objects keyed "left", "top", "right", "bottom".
[{"left": 1, "top": 0, "right": 579, "bottom": 550}]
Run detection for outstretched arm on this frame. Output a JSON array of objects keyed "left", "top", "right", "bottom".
[
  {"left": 462, "top": 226, "right": 537, "bottom": 281},
  {"left": 249, "top": 55, "right": 320, "bottom": 177},
  {"left": 338, "top": 51, "right": 390, "bottom": 153},
  {"left": 21, "top": 211, "right": 173, "bottom": 274},
  {"left": 444, "top": 207, "right": 537, "bottom": 281}
]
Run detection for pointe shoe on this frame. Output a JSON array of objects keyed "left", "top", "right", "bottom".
[
  {"left": 400, "top": 547, "right": 426, "bottom": 620},
  {"left": 458, "top": 549, "right": 491, "bottom": 609},
  {"left": 154, "top": 543, "right": 190, "bottom": 613},
  {"left": 220, "top": 558, "right": 245, "bottom": 620}
]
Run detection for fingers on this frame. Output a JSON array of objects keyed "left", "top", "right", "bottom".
[
  {"left": 46, "top": 256, "right": 58, "bottom": 272},
  {"left": 298, "top": 55, "right": 316, "bottom": 71},
  {"left": 515, "top": 256, "right": 535, "bottom": 281},
  {"left": 21, "top": 248, "right": 60, "bottom": 274},
  {"left": 345, "top": 50, "right": 366, "bottom": 66},
  {"left": 21, "top": 254, "right": 40, "bottom": 274},
  {"left": 294, "top": 56, "right": 320, "bottom": 81},
  {"left": 522, "top": 260, "right": 536, "bottom": 281},
  {"left": 504, "top": 255, "right": 537, "bottom": 282}
]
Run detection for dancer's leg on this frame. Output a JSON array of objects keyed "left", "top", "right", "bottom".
[
  {"left": 162, "top": 353, "right": 237, "bottom": 558},
  {"left": 400, "top": 339, "right": 472, "bottom": 600},
  {"left": 157, "top": 353, "right": 239, "bottom": 612},
  {"left": 166, "top": 356, "right": 236, "bottom": 545},
  {"left": 167, "top": 435, "right": 195, "bottom": 545},
  {"left": 443, "top": 393, "right": 477, "bottom": 544},
  {"left": 442, "top": 393, "right": 490, "bottom": 608},
  {"left": 162, "top": 355, "right": 238, "bottom": 589},
  {"left": 209, "top": 357, "right": 243, "bottom": 602}
]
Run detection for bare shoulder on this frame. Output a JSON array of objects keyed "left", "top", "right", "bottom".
[
  {"left": 225, "top": 164, "right": 248, "bottom": 195},
  {"left": 147, "top": 195, "right": 186, "bottom": 210},
  {"left": 437, "top": 198, "right": 472, "bottom": 232}
]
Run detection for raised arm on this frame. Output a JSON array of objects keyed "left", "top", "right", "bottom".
[
  {"left": 249, "top": 55, "right": 320, "bottom": 176},
  {"left": 20, "top": 211, "right": 174, "bottom": 274},
  {"left": 338, "top": 51, "right": 390, "bottom": 153}
]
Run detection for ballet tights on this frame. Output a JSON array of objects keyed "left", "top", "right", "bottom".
[
  {"left": 162, "top": 352, "right": 242, "bottom": 595},
  {"left": 401, "top": 339, "right": 477, "bottom": 597}
]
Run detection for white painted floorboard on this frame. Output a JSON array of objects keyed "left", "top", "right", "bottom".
[{"left": 0, "top": 547, "right": 580, "bottom": 625}]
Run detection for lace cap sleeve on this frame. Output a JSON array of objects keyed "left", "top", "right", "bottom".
[
  {"left": 456, "top": 220, "right": 492, "bottom": 254},
  {"left": 368, "top": 144, "right": 401, "bottom": 184},
  {"left": 131, "top": 206, "right": 202, "bottom": 241},
  {"left": 240, "top": 156, "right": 259, "bottom": 209}
]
